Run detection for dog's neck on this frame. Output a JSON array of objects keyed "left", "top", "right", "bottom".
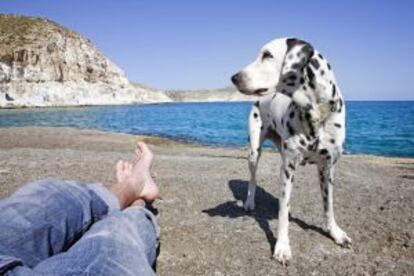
[{"left": 277, "top": 55, "right": 344, "bottom": 121}]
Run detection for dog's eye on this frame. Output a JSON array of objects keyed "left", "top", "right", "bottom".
[{"left": 262, "top": 51, "right": 273, "bottom": 60}]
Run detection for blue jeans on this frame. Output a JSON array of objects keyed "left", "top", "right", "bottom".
[{"left": 0, "top": 179, "right": 159, "bottom": 275}]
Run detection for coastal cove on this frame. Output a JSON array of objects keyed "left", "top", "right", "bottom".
[{"left": 1, "top": 101, "right": 413, "bottom": 158}]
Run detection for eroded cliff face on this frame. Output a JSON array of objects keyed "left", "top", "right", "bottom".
[{"left": 0, "top": 15, "right": 171, "bottom": 107}]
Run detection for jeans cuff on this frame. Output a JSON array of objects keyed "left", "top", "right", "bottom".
[{"left": 89, "top": 183, "right": 121, "bottom": 213}]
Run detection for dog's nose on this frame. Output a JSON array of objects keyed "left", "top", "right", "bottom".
[{"left": 231, "top": 73, "right": 241, "bottom": 86}]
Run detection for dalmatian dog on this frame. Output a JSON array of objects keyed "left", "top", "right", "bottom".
[{"left": 231, "top": 37, "right": 351, "bottom": 264}]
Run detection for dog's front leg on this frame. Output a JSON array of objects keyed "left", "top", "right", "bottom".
[
  {"left": 245, "top": 104, "right": 264, "bottom": 211},
  {"left": 274, "top": 150, "right": 297, "bottom": 265}
]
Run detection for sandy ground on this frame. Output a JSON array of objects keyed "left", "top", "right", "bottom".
[{"left": 0, "top": 127, "right": 413, "bottom": 275}]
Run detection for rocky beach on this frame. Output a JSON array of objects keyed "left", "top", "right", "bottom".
[{"left": 0, "top": 127, "right": 413, "bottom": 275}]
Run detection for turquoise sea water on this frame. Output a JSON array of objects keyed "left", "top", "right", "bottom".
[{"left": 0, "top": 101, "right": 413, "bottom": 158}]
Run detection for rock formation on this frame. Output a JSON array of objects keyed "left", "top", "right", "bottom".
[{"left": 0, "top": 14, "right": 171, "bottom": 107}]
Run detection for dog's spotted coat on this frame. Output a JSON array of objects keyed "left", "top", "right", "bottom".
[{"left": 231, "top": 37, "right": 351, "bottom": 264}]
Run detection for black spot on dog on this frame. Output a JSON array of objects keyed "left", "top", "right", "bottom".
[
  {"left": 299, "top": 139, "right": 306, "bottom": 146},
  {"left": 260, "top": 126, "right": 264, "bottom": 130},
  {"left": 283, "top": 142, "right": 288, "bottom": 149},
  {"left": 302, "top": 85, "right": 307, "bottom": 90},
  {"left": 300, "top": 77, "right": 305, "bottom": 84},
  {"left": 289, "top": 111, "right": 295, "bottom": 119},
  {"left": 320, "top": 70, "right": 325, "bottom": 76},
  {"left": 254, "top": 101, "right": 260, "bottom": 107},
  {"left": 285, "top": 169, "right": 290, "bottom": 179},
  {"left": 310, "top": 58, "right": 320, "bottom": 70},
  {"left": 318, "top": 53, "right": 324, "bottom": 60},
  {"left": 320, "top": 149, "right": 328, "bottom": 155},
  {"left": 281, "top": 118, "right": 284, "bottom": 125},
  {"left": 257, "top": 147, "right": 261, "bottom": 152},
  {"left": 286, "top": 122, "right": 295, "bottom": 136},
  {"left": 309, "top": 126, "right": 316, "bottom": 138},
  {"left": 288, "top": 163, "right": 295, "bottom": 170},
  {"left": 326, "top": 155, "right": 331, "bottom": 160},
  {"left": 329, "top": 100, "right": 335, "bottom": 106},
  {"left": 287, "top": 82, "right": 296, "bottom": 87},
  {"left": 308, "top": 81, "right": 316, "bottom": 90},
  {"left": 253, "top": 113, "right": 258, "bottom": 119},
  {"left": 305, "top": 112, "right": 311, "bottom": 120},
  {"left": 327, "top": 63, "right": 331, "bottom": 70},
  {"left": 332, "top": 84, "right": 336, "bottom": 98},
  {"left": 288, "top": 75, "right": 297, "bottom": 81},
  {"left": 292, "top": 63, "right": 301, "bottom": 69},
  {"left": 334, "top": 123, "right": 341, "bottom": 128},
  {"left": 330, "top": 139, "right": 335, "bottom": 144},
  {"left": 306, "top": 66, "right": 315, "bottom": 82},
  {"left": 324, "top": 187, "right": 328, "bottom": 196},
  {"left": 338, "top": 99, "right": 344, "bottom": 112},
  {"left": 307, "top": 144, "right": 314, "bottom": 151}
]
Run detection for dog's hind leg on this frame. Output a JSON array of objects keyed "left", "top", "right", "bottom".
[
  {"left": 318, "top": 161, "right": 352, "bottom": 248},
  {"left": 245, "top": 104, "right": 265, "bottom": 211}
]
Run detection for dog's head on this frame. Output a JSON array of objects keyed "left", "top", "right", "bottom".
[{"left": 231, "top": 37, "right": 314, "bottom": 96}]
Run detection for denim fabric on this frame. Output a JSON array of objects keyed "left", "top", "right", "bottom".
[{"left": 0, "top": 179, "right": 159, "bottom": 275}]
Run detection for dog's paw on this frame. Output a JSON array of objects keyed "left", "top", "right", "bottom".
[
  {"left": 273, "top": 240, "right": 292, "bottom": 266},
  {"left": 244, "top": 198, "right": 255, "bottom": 211},
  {"left": 330, "top": 226, "right": 352, "bottom": 248}
]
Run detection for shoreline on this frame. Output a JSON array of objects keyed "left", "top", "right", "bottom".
[
  {"left": 1, "top": 125, "right": 412, "bottom": 160},
  {"left": 0, "top": 99, "right": 255, "bottom": 110}
]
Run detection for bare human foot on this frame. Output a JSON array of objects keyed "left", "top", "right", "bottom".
[{"left": 110, "top": 142, "right": 159, "bottom": 209}]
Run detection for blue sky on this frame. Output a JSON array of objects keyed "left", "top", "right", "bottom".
[{"left": 1, "top": 0, "right": 413, "bottom": 100}]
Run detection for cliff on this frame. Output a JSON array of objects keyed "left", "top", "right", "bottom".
[{"left": 0, "top": 14, "right": 171, "bottom": 107}]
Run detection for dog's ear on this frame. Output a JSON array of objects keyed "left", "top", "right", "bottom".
[{"left": 279, "top": 38, "right": 314, "bottom": 90}]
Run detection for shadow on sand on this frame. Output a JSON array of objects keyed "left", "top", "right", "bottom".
[{"left": 202, "top": 179, "right": 329, "bottom": 253}]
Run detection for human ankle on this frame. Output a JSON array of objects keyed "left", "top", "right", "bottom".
[{"left": 109, "top": 183, "right": 135, "bottom": 209}]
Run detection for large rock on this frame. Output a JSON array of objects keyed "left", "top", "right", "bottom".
[{"left": 0, "top": 14, "right": 171, "bottom": 107}]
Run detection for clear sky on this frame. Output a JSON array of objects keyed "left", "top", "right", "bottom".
[{"left": 0, "top": 0, "right": 413, "bottom": 100}]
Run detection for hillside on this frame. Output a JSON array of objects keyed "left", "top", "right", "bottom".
[{"left": 0, "top": 14, "right": 171, "bottom": 107}]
